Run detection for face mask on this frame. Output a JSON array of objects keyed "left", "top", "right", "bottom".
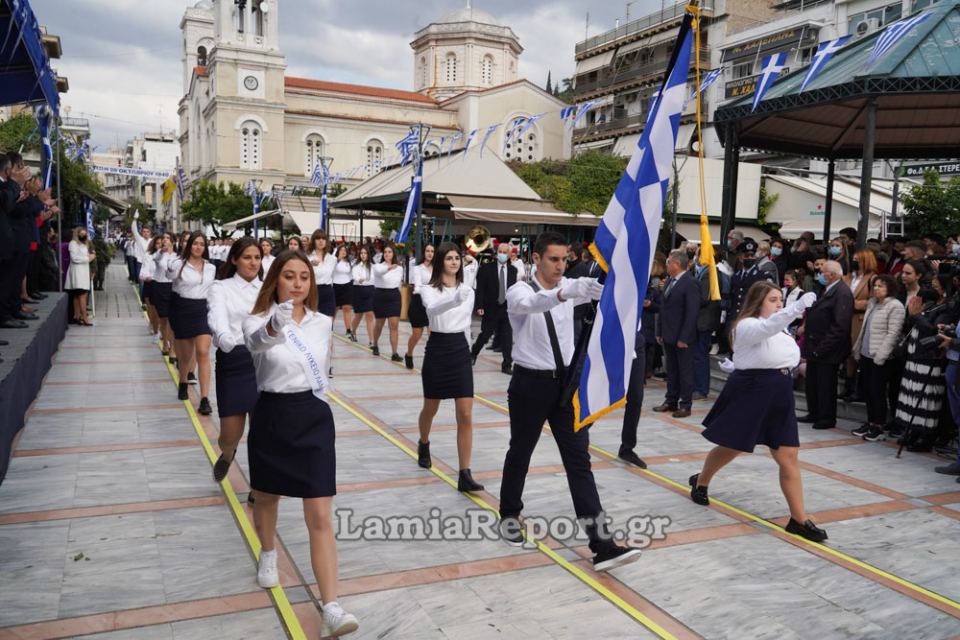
[
  {"left": 770, "top": 247, "right": 782, "bottom": 257},
  {"left": 816, "top": 273, "right": 829, "bottom": 286},
  {"left": 742, "top": 258, "right": 756, "bottom": 269},
  {"left": 79, "top": 234, "right": 87, "bottom": 241},
  {"left": 828, "top": 246, "right": 842, "bottom": 257},
  {"left": 852, "top": 259, "right": 860, "bottom": 272},
  {"left": 497, "top": 253, "right": 509, "bottom": 264}
]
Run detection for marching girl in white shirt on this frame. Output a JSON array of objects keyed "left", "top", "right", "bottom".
[
  {"left": 286, "top": 236, "right": 304, "bottom": 253},
  {"left": 139, "top": 236, "right": 162, "bottom": 338},
  {"left": 403, "top": 243, "right": 434, "bottom": 370},
  {"left": 259, "top": 237, "right": 276, "bottom": 275},
  {"left": 151, "top": 234, "right": 177, "bottom": 362},
  {"left": 308, "top": 230, "right": 337, "bottom": 318},
  {"left": 241, "top": 251, "right": 360, "bottom": 637},
  {"left": 416, "top": 243, "right": 484, "bottom": 493},
  {"left": 371, "top": 243, "right": 403, "bottom": 361},
  {"left": 349, "top": 245, "right": 375, "bottom": 346},
  {"left": 167, "top": 232, "right": 217, "bottom": 416},
  {"left": 690, "top": 281, "right": 827, "bottom": 543},
  {"left": 332, "top": 244, "right": 354, "bottom": 338},
  {"left": 206, "top": 237, "right": 263, "bottom": 483}
]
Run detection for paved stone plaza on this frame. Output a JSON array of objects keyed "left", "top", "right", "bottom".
[{"left": 1, "top": 265, "right": 958, "bottom": 639}]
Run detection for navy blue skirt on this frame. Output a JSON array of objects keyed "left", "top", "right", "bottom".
[
  {"left": 152, "top": 282, "right": 173, "bottom": 318},
  {"left": 422, "top": 332, "right": 473, "bottom": 399},
  {"left": 170, "top": 295, "right": 211, "bottom": 339},
  {"left": 408, "top": 293, "right": 428, "bottom": 328},
  {"left": 373, "top": 287, "right": 401, "bottom": 319},
  {"left": 353, "top": 286, "right": 374, "bottom": 313},
  {"left": 701, "top": 369, "right": 799, "bottom": 453},
  {"left": 215, "top": 346, "right": 258, "bottom": 418},
  {"left": 248, "top": 390, "right": 336, "bottom": 498},
  {"left": 142, "top": 280, "right": 155, "bottom": 303},
  {"left": 334, "top": 282, "right": 353, "bottom": 307},
  {"left": 316, "top": 284, "right": 336, "bottom": 317}
]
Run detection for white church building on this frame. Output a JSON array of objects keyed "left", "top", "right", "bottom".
[{"left": 177, "top": 0, "right": 572, "bottom": 198}]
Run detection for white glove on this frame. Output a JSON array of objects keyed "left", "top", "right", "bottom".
[
  {"left": 270, "top": 301, "right": 295, "bottom": 333},
  {"left": 790, "top": 292, "right": 818, "bottom": 314},
  {"left": 133, "top": 210, "right": 139, "bottom": 220},
  {"left": 217, "top": 332, "right": 237, "bottom": 353},
  {"left": 719, "top": 358, "right": 735, "bottom": 373},
  {"left": 561, "top": 277, "right": 603, "bottom": 301}
]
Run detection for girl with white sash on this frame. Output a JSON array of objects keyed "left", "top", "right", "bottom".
[
  {"left": 207, "top": 237, "right": 262, "bottom": 483},
  {"left": 242, "top": 251, "right": 359, "bottom": 637}
]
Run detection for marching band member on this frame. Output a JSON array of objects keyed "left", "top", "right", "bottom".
[
  {"left": 498, "top": 232, "right": 640, "bottom": 571},
  {"left": 689, "top": 281, "right": 828, "bottom": 543},
  {"left": 416, "top": 242, "right": 483, "bottom": 492},
  {"left": 350, "top": 245, "right": 375, "bottom": 345},
  {"left": 207, "top": 237, "right": 263, "bottom": 483},
  {"left": 242, "top": 250, "right": 359, "bottom": 637},
  {"left": 404, "top": 243, "right": 434, "bottom": 369},
  {"left": 167, "top": 231, "right": 216, "bottom": 415},
  {"left": 371, "top": 243, "right": 403, "bottom": 361},
  {"left": 332, "top": 244, "right": 354, "bottom": 338}
]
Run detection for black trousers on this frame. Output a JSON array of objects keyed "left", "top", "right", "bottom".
[
  {"left": 471, "top": 303, "right": 512, "bottom": 366},
  {"left": 804, "top": 360, "right": 839, "bottom": 427},
  {"left": 663, "top": 343, "right": 694, "bottom": 409},
  {"left": 500, "top": 369, "right": 607, "bottom": 549},
  {"left": 860, "top": 356, "right": 893, "bottom": 426},
  {"left": 621, "top": 344, "right": 646, "bottom": 452},
  {"left": 0, "top": 251, "right": 29, "bottom": 320}
]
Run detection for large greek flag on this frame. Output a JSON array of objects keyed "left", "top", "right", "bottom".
[
  {"left": 396, "top": 159, "right": 423, "bottom": 244},
  {"left": 34, "top": 106, "right": 53, "bottom": 189},
  {"left": 573, "top": 11, "right": 694, "bottom": 431}
]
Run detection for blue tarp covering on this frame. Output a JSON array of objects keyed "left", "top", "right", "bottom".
[{"left": 0, "top": 0, "right": 59, "bottom": 114}]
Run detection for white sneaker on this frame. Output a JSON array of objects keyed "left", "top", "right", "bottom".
[
  {"left": 322, "top": 602, "right": 359, "bottom": 637},
  {"left": 257, "top": 550, "right": 279, "bottom": 588}
]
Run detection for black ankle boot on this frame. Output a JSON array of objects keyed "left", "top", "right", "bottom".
[
  {"left": 417, "top": 440, "right": 431, "bottom": 469},
  {"left": 178, "top": 382, "right": 189, "bottom": 401},
  {"left": 458, "top": 468, "right": 484, "bottom": 492}
]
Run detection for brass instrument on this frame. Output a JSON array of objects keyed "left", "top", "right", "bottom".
[{"left": 465, "top": 225, "right": 491, "bottom": 255}]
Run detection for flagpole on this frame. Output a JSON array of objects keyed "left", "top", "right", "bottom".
[
  {"left": 415, "top": 122, "right": 428, "bottom": 262},
  {"left": 56, "top": 128, "right": 63, "bottom": 293}
]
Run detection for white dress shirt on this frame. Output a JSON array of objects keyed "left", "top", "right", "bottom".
[
  {"left": 167, "top": 258, "right": 216, "bottom": 299},
  {"left": 463, "top": 259, "right": 478, "bottom": 289},
  {"left": 261, "top": 254, "right": 275, "bottom": 275},
  {"left": 139, "top": 253, "right": 156, "bottom": 282},
  {"left": 731, "top": 306, "right": 805, "bottom": 370},
  {"left": 411, "top": 263, "right": 433, "bottom": 295},
  {"left": 130, "top": 220, "right": 149, "bottom": 264},
  {"left": 243, "top": 306, "right": 332, "bottom": 397},
  {"left": 152, "top": 252, "right": 174, "bottom": 283},
  {"left": 372, "top": 263, "right": 403, "bottom": 289},
  {"left": 352, "top": 263, "right": 374, "bottom": 287},
  {"left": 332, "top": 260, "right": 353, "bottom": 285},
  {"left": 310, "top": 252, "right": 337, "bottom": 285},
  {"left": 420, "top": 283, "right": 474, "bottom": 342},
  {"left": 208, "top": 274, "right": 262, "bottom": 352},
  {"left": 506, "top": 275, "right": 593, "bottom": 370}
]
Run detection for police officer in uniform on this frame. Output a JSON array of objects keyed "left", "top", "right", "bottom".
[
  {"left": 724, "top": 239, "right": 776, "bottom": 348},
  {"left": 498, "top": 232, "right": 642, "bottom": 572}
]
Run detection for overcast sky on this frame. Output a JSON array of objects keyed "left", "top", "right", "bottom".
[{"left": 34, "top": 0, "right": 663, "bottom": 151}]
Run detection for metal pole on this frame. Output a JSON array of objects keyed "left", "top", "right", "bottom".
[
  {"left": 670, "top": 159, "right": 680, "bottom": 249},
  {"left": 823, "top": 159, "right": 835, "bottom": 243},
  {"left": 56, "top": 132, "right": 62, "bottom": 292},
  {"left": 857, "top": 98, "right": 877, "bottom": 250},
  {"left": 889, "top": 161, "right": 903, "bottom": 239},
  {"left": 720, "top": 126, "right": 734, "bottom": 243},
  {"left": 415, "top": 123, "right": 426, "bottom": 262},
  {"left": 359, "top": 208, "right": 364, "bottom": 242}
]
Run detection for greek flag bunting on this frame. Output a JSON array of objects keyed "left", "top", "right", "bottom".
[
  {"left": 34, "top": 106, "right": 53, "bottom": 189},
  {"left": 686, "top": 67, "right": 722, "bottom": 105},
  {"left": 866, "top": 11, "right": 931, "bottom": 69},
  {"left": 175, "top": 163, "right": 187, "bottom": 201},
  {"left": 396, "top": 160, "right": 423, "bottom": 244},
  {"left": 573, "top": 10, "right": 694, "bottom": 431},
  {"left": 800, "top": 36, "right": 851, "bottom": 92},
  {"left": 461, "top": 129, "right": 478, "bottom": 159},
  {"left": 479, "top": 123, "right": 499, "bottom": 158},
  {"left": 84, "top": 197, "right": 96, "bottom": 240},
  {"left": 751, "top": 51, "right": 787, "bottom": 112}
]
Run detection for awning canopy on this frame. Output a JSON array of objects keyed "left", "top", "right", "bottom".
[
  {"left": 714, "top": 1, "right": 960, "bottom": 159},
  {"left": 575, "top": 49, "right": 616, "bottom": 76},
  {"left": 445, "top": 195, "right": 599, "bottom": 227},
  {"left": 78, "top": 189, "right": 129, "bottom": 214},
  {"left": 0, "top": 0, "right": 60, "bottom": 114}
]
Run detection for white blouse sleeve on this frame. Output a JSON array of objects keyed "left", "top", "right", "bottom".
[
  {"left": 69, "top": 241, "right": 91, "bottom": 264},
  {"left": 207, "top": 281, "right": 236, "bottom": 352},
  {"left": 733, "top": 307, "right": 805, "bottom": 348},
  {"left": 420, "top": 285, "right": 460, "bottom": 317},
  {"left": 243, "top": 311, "right": 284, "bottom": 353}
]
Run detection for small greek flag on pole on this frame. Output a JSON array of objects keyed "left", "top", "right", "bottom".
[
  {"left": 865, "top": 11, "right": 931, "bottom": 69},
  {"left": 751, "top": 51, "right": 787, "bottom": 112},
  {"left": 573, "top": 7, "right": 695, "bottom": 431},
  {"left": 84, "top": 197, "right": 96, "bottom": 240},
  {"left": 800, "top": 36, "right": 851, "bottom": 92},
  {"left": 396, "top": 160, "right": 423, "bottom": 244}
]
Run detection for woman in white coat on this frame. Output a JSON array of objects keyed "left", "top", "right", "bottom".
[{"left": 65, "top": 227, "right": 95, "bottom": 326}]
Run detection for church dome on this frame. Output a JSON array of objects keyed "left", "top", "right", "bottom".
[{"left": 437, "top": 7, "right": 501, "bottom": 26}]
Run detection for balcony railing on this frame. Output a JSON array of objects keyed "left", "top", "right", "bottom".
[
  {"left": 574, "top": 47, "right": 711, "bottom": 98},
  {"left": 573, "top": 100, "right": 700, "bottom": 140},
  {"left": 575, "top": 0, "right": 715, "bottom": 56}
]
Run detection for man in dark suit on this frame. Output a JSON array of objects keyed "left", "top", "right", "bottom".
[
  {"left": 693, "top": 261, "right": 723, "bottom": 400},
  {"left": 471, "top": 242, "right": 517, "bottom": 374},
  {"left": 0, "top": 155, "right": 33, "bottom": 329},
  {"left": 653, "top": 250, "right": 700, "bottom": 418},
  {"left": 799, "top": 260, "right": 853, "bottom": 429}
]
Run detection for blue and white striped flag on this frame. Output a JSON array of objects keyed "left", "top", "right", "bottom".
[
  {"left": 559, "top": 105, "right": 576, "bottom": 124},
  {"left": 34, "top": 106, "right": 53, "bottom": 189},
  {"left": 751, "top": 51, "right": 787, "bottom": 112},
  {"left": 396, "top": 128, "right": 420, "bottom": 166},
  {"left": 478, "top": 123, "right": 499, "bottom": 158},
  {"left": 175, "top": 163, "right": 187, "bottom": 201},
  {"left": 570, "top": 100, "right": 597, "bottom": 127},
  {"left": 319, "top": 181, "right": 328, "bottom": 231},
  {"left": 800, "top": 36, "right": 851, "bottom": 92},
  {"left": 573, "top": 11, "right": 694, "bottom": 431},
  {"left": 396, "top": 160, "right": 423, "bottom": 244},
  {"left": 866, "top": 11, "right": 931, "bottom": 70},
  {"left": 310, "top": 161, "right": 325, "bottom": 187},
  {"left": 461, "top": 129, "right": 478, "bottom": 158},
  {"left": 686, "top": 67, "right": 723, "bottom": 105},
  {"left": 84, "top": 197, "right": 96, "bottom": 240},
  {"left": 646, "top": 90, "right": 661, "bottom": 125}
]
